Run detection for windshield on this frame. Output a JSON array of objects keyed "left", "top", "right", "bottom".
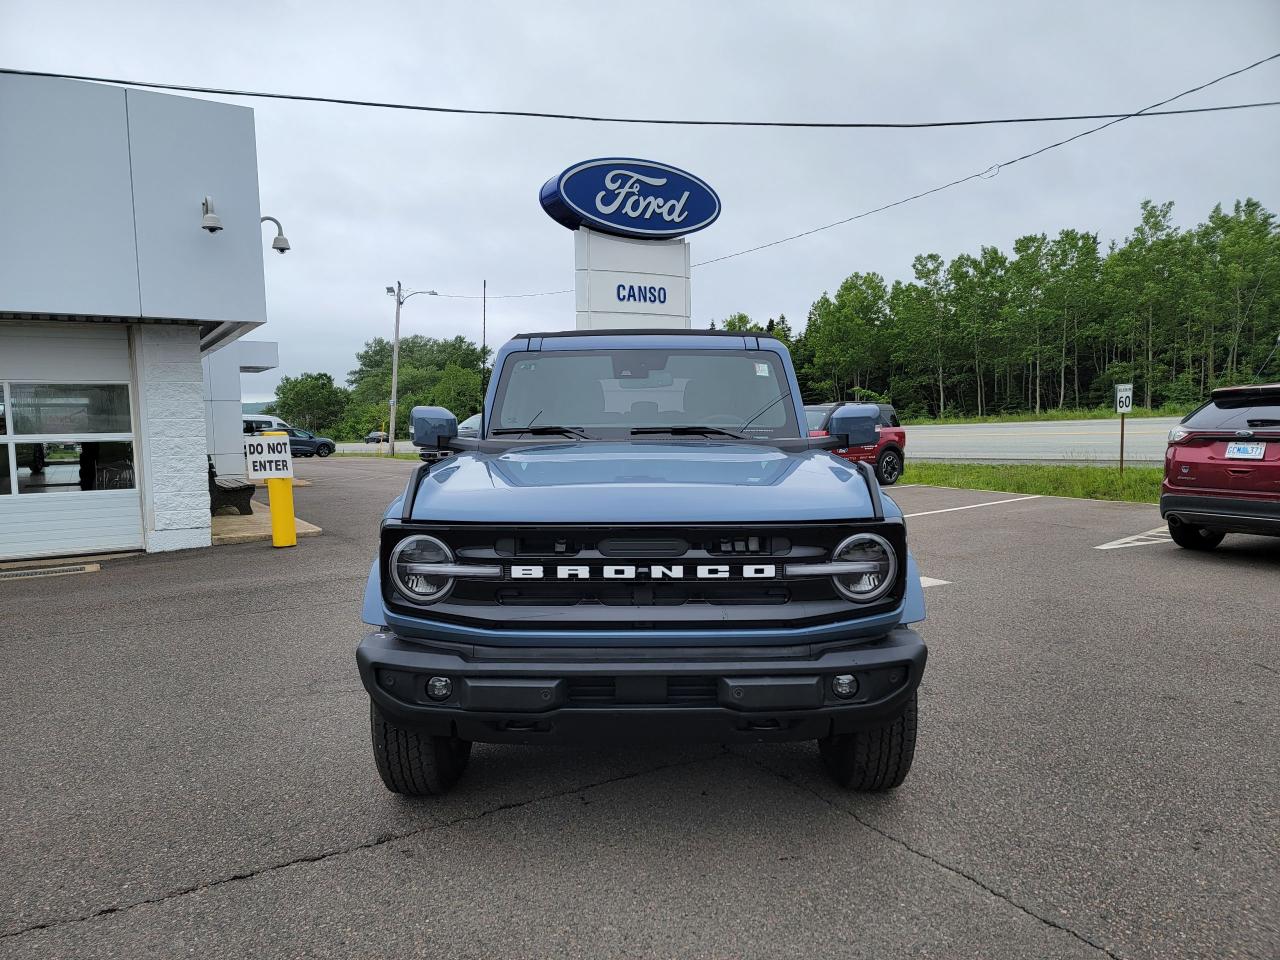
[
  {"left": 805, "top": 407, "right": 830, "bottom": 431},
  {"left": 490, "top": 348, "right": 800, "bottom": 439},
  {"left": 1183, "top": 398, "right": 1280, "bottom": 430}
]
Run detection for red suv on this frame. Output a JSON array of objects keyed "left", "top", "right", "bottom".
[
  {"left": 1161, "top": 383, "right": 1280, "bottom": 549},
  {"left": 806, "top": 403, "right": 907, "bottom": 485}
]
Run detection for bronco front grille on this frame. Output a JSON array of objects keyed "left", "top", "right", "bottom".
[{"left": 381, "top": 522, "right": 907, "bottom": 631}]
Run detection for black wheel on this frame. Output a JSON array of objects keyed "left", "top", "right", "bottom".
[
  {"left": 370, "top": 702, "right": 471, "bottom": 796},
  {"left": 1168, "top": 521, "right": 1225, "bottom": 551},
  {"left": 818, "top": 691, "right": 917, "bottom": 791},
  {"left": 317, "top": 445, "right": 333, "bottom": 457},
  {"left": 876, "top": 448, "right": 903, "bottom": 485}
]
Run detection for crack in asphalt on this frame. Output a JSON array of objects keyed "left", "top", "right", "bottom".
[
  {"left": 743, "top": 753, "right": 1126, "bottom": 960},
  {"left": 1, "top": 753, "right": 717, "bottom": 941}
]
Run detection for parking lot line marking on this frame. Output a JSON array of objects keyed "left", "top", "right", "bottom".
[
  {"left": 904, "top": 495, "right": 1041, "bottom": 518},
  {"left": 1094, "top": 527, "right": 1174, "bottom": 550},
  {"left": 920, "top": 576, "right": 950, "bottom": 587}
]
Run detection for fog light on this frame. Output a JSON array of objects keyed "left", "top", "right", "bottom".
[
  {"left": 426, "top": 676, "right": 452, "bottom": 701},
  {"left": 832, "top": 674, "right": 858, "bottom": 699}
]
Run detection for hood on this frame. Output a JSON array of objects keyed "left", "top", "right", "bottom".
[{"left": 406, "top": 441, "right": 892, "bottom": 524}]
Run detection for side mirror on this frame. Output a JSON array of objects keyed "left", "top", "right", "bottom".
[
  {"left": 829, "top": 403, "right": 879, "bottom": 447},
  {"left": 410, "top": 406, "right": 458, "bottom": 448}
]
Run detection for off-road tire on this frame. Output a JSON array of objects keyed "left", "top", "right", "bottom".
[
  {"left": 818, "top": 691, "right": 917, "bottom": 791},
  {"left": 370, "top": 702, "right": 471, "bottom": 796},
  {"left": 316, "top": 444, "right": 333, "bottom": 457},
  {"left": 876, "top": 448, "right": 903, "bottom": 485},
  {"left": 1168, "top": 521, "right": 1224, "bottom": 551}
]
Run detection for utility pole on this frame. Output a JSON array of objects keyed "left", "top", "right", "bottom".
[
  {"left": 389, "top": 280, "right": 403, "bottom": 456},
  {"left": 384, "top": 282, "right": 438, "bottom": 457},
  {"left": 482, "top": 278, "right": 487, "bottom": 367}
]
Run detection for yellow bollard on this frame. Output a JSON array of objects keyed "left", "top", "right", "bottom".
[{"left": 262, "top": 431, "right": 297, "bottom": 548}]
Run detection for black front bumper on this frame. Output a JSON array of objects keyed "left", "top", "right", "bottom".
[
  {"left": 1161, "top": 493, "right": 1280, "bottom": 537},
  {"left": 356, "top": 628, "right": 927, "bottom": 745}
]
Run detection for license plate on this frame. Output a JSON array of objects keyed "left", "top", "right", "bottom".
[{"left": 1226, "top": 441, "right": 1265, "bottom": 460}]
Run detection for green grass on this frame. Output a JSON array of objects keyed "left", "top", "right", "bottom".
[
  {"left": 904, "top": 461, "right": 1162, "bottom": 504},
  {"left": 902, "top": 404, "right": 1190, "bottom": 426}
]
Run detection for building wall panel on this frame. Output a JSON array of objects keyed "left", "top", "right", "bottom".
[{"left": 0, "top": 76, "right": 141, "bottom": 318}]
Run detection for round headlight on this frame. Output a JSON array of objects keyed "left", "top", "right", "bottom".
[
  {"left": 390, "top": 535, "right": 455, "bottom": 604},
  {"left": 830, "top": 533, "right": 897, "bottom": 603}
]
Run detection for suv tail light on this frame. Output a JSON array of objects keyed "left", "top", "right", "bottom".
[{"left": 1168, "top": 427, "right": 1192, "bottom": 443}]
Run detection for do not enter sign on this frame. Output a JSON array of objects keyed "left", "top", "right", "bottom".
[{"left": 244, "top": 436, "right": 294, "bottom": 479}]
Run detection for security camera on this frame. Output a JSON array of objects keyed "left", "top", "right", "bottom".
[{"left": 201, "top": 196, "right": 223, "bottom": 233}]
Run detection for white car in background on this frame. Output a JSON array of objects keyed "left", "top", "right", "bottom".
[{"left": 243, "top": 414, "right": 290, "bottom": 435}]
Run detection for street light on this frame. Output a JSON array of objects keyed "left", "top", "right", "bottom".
[{"left": 385, "top": 281, "right": 438, "bottom": 455}]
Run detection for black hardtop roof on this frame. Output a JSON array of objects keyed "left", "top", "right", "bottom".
[{"left": 513, "top": 328, "right": 783, "bottom": 341}]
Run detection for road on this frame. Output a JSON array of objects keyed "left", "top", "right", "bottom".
[
  {"left": 337, "top": 416, "right": 1181, "bottom": 463},
  {"left": 1, "top": 458, "right": 1276, "bottom": 959},
  {"left": 906, "top": 416, "right": 1180, "bottom": 464}
]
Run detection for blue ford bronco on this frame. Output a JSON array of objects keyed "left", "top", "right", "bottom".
[{"left": 357, "top": 329, "right": 927, "bottom": 795}]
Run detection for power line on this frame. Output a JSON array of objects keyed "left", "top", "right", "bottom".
[
  {"left": 0, "top": 66, "right": 1275, "bottom": 129},
  {"left": 431, "top": 289, "right": 570, "bottom": 299},
  {"left": 694, "top": 52, "right": 1280, "bottom": 267}
]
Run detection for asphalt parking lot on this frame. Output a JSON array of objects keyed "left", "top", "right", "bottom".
[{"left": 2, "top": 457, "right": 1276, "bottom": 960}]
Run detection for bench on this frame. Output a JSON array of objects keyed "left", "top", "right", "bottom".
[{"left": 208, "top": 457, "right": 256, "bottom": 516}]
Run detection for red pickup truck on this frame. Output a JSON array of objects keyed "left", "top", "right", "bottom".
[{"left": 806, "top": 403, "right": 907, "bottom": 485}]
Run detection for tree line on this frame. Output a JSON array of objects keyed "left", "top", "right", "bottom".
[
  {"left": 272, "top": 197, "right": 1278, "bottom": 436},
  {"left": 267, "top": 335, "right": 487, "bottom": 439},
  {"left": 716, "top": 198, "right": 1280, "bottom": 419}
]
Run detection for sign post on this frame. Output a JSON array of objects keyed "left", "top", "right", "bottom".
[
  {"left": 244, "top": 431, "right": 296, "bottom": 547},
  {"left": 1115, "top": 383, "right": 1134, "bottom": 475}
]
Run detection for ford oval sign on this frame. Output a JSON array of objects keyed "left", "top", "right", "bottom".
[{"left": 539, "top": 158, "right": 720, "bottom": 240}]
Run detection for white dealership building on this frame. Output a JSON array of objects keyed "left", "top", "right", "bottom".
[{"left": 0, "top": 74, "right": 280, "bottom": 561}]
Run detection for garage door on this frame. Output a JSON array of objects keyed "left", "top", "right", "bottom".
[{"left": 0, "top": 324, "right": 144, "bottom": 560}]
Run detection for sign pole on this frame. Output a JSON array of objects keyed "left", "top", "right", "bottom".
[
  {"left": 1114, "top": 383, "right": 1133, "bottom": 477},
  {"left": 262, "top": 431, "right": 297, "bottom": 548},
  {"left": 1119, "top": 413, "right": 1126, "bottom": 476}
]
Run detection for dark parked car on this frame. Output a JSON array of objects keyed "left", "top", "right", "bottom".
[
  {"left": 365, "top": 431, "right": 389, "bottom": 444},
  {"left": 283, "top": 426, "right": 335, "bottom": 458},
  {"left": 806, "top": 403, "right": 906, "bottom": 484},
  {"left": 1161, "top": 383, "right": 1280, "bottom": 549}
]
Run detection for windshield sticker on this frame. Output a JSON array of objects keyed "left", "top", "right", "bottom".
[{"left": 755, "top": 363, "right": 770, "bottom": 377}]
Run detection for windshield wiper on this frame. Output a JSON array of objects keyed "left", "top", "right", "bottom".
[
  {"left": 491, "top": 425, "right": 592, "bottom": 439},
  {"left": 630, "top": 425, "right": 747, "bottom": 439}
]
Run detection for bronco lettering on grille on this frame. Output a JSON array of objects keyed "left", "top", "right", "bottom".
[{"left": 509, "top": 564, "right": 777, "bottom": 580}]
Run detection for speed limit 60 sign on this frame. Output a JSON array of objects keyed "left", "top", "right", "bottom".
[{"left": 1115, "top": 383, "right": 1134, "bottom": 414}]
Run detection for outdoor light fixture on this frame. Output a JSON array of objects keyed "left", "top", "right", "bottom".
[
  {"left": 384, "top": 283, "right": 440, "bottom": 456},
  {"left": 201, "top": 196, "right": 223, "bottom": 233},
  {"left": 260, "top": 215, "right": 291, "bottom": 254}
]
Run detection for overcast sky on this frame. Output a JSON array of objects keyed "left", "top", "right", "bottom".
[{"left": 4, "top": 1, "right": 1278, "bottom": 400}]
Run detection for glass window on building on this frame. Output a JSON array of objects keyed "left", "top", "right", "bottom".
[
  {"left": 8, "top": 383, "right": 132, "bottom": 435},
  {"left": 13, "top": 442, "right": 136, "bottom": 493},
  {"left": 0, "top": 382, "right": 135, "bottom": 496}
]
